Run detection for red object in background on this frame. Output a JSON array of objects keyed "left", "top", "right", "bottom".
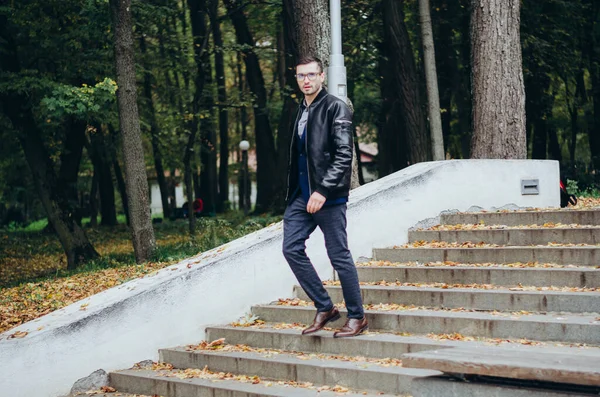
[{"left": 192, "top": 198, "right": 204, "bottom": 213}]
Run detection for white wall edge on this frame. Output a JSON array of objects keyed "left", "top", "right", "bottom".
[{"left": 0, "top": 159, "right": 560, "bottom": 397}]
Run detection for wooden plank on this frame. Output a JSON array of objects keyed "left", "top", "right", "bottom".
[{"left": 402, "top": 347, "right": 600, "bottom": 387}]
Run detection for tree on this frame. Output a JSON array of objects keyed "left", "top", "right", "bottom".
[
  {"left": 209, "top": 0, "right": 230, "bottom": 212},
  {"left": 379, "top": 0, "right": 429, "bottom": 175},
  {"left": 109, "top": 0, "right": 156, "bottom": 261},
  {"left": 419, "top": 0, "right": 444, "bottom": 160},
  {"left": 224, "top": 0, "right": 278, "bottom": 213},
  {"left": 186, "top": 0, "right": 209, "bottom": 233},
  {"left": 0, "top": 6, "right": 100, "bottom": 270},
  {"left": 470, "top": 0, "right": 526, "bottom": 159},
  {"left": 140, "top": 35, "right": 171, "bottom": 220}
]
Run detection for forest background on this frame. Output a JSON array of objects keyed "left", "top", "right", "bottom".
[{"left": 1, "top": 0, "right": 600, "bottom": 305}]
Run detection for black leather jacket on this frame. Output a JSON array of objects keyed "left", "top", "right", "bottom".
[{"left": 285, "top": 88, "right": 354, "bottom": 203}]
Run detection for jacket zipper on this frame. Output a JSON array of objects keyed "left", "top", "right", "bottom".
[{"left": 305, "top": 106, "right": 312, "bottom": 196}]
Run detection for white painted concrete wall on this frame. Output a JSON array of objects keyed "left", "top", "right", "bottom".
[{"left": 0, "top": 160, "right": 559, "bottom": 397}]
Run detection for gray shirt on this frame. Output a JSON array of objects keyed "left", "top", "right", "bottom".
[{"left": 297, "top": 104, "right": 309, "bottom": 137}]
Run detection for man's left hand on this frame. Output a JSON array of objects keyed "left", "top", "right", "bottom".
[{"left": 306, "top": 192, "right": 326, "bottom": 214}]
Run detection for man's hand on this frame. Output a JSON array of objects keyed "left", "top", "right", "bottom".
[{"left": 306, "top": 192, "right": 326, "bottom": 214}]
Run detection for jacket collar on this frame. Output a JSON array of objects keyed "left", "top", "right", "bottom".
[{"left": 300, "top": 87, "right": 328, "bottom": 110}]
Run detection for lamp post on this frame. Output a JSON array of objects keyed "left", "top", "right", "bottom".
[
  {"left": 328, "top": 0, "right": 347, "bottom": 103},
  {"left": 239, "top": 140, "right": 250, "bottom": 216}
]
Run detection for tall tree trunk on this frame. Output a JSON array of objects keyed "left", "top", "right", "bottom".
[
  {"left": 199, "top": 49, "right": 218, "bottom": 215},
  {"left": 458, "top": 0, "right": 473, "bottom": 158},
  {"left": 272, "top": 1, "right": 303, "bottom": 211},
  {"left": 140, "top": 36, "right": 171, "bottom": 220},
  {"left": 89, "top": 170, "right": 99, "bottom": 228},
  {"left": 527, "top": 72, "right": 552, "bottom": 159},
  {"left": 184, "top": 131, "right": 197, "bottom": 233},
  {"left": 224, "top": 0, "right": 278, "bottom": 213},
  {"left": 186, "top": 0, "right": 209, "bottom": 232},
  {"left": 88, "top": 126, "right": 117, "bottom": 226},
  {"left": 209, "top": 0, "right": 230, "bottom": 213},
  {"left": 419, "top": 0, "right": 444, "bottom": 160},
  {"left": 290, "top": 0, "right": 330, "bottom": 62},
  {"left": 432, "top": 0, "right": 453, "bottom": 156},
  {"left": 58, "top": 118, "right": 87, "bottom": 225},
  {"left": 236, "top": 53, "right": 251, "bottom": 212},
  {"left": 382, "top": 0, "right": 429, "bottom": 165},
  {"left": 379, "top": 56, "right": 409, "bottom": 176},
  {"left": 108, "top": 124, "right": 130, "bottom": 225},
  {"left": 588, "top": 0, "right": 600, "bottom": 169},
  {"left": 470, "top": 0, "right": 526, "bottom": 159},
  {"left": 109, "top": 0, "right": 156, "bottom": 261}
]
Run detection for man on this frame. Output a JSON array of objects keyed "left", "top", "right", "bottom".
[{"left": 282, "top": 56, "right": 367, "bottom": 338}]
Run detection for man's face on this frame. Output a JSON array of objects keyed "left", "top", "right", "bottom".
[{"left": 296, "top": 62, "right": 324, "bottom": 96}]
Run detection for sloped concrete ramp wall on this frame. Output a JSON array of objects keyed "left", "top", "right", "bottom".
[{"left": 0, "top": 160, "right": 559, "bottom": 397}]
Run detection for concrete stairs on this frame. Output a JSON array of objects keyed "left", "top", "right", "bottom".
[{"left": 103, "top": 209, "right": 600, "bottom": 396}]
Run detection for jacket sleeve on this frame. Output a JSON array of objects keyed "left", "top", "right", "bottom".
[{"left": 315, "top": 100, "right": 353, "bottom": 198}]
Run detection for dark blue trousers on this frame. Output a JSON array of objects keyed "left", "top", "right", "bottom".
[{"left": 282, "top": 196, "right": 364, "bottom": 319}]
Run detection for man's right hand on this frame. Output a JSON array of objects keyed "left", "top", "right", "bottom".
[{"left": 306, "top": 192, "right": 326, "bottom": 214}]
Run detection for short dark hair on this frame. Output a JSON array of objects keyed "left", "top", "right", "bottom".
[{"left": 297, "top": 56, "right": 323, "bottom": 73}]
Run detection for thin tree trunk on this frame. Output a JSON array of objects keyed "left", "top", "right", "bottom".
[
  {"left": 588, "top": 0, "right": 600, "bottom": 169},
  {"left": 109, "top": 0, "right": 156, "bottom": 261},
  {"left": 108, "top": 124, "right": 129, "bottom": 225},
  {"left": 58, "top": 118, "right": 87, "bottom": 225},
  {"left": 186, "top": 0, "right": 210, "bottom": 232},
  {"left": 199, "top": 49, "right": 218, "bottom": 215},
  {"left": 236, "top": 53, "right": 251, "bottom": 212},
  {"left": 419, "top": 0, "right": 444, "bottom": 160},
  {"left": 140, "top": 36, "right": 171, "bottom": 219},
  {"left": 89, "top": 170, "right": 99, "bottom": 227},
  {"left": 89, "top": 125, "right": 117, "bottom": 226},
  {"left": 432, "top": 0, "right": 454, "bottom": 156},
  {"left": 529, "top": 74, "right": 552, "bottom": 159},
  {"left": 470, "top": 0, "right": 526, "bottom": 159},
  {"left": 224, "top": 0, "right": 278, "bottom": 213},
  {"left": 382, "top": 0, "right": 429, "bottom": 165},
  {"left": 209, "top": 0, "right": 229, "bottom": 212}
]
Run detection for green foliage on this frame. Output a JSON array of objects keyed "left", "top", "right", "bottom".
[{"left": 41, "top": 78, "right": 117, "bottom": 121}]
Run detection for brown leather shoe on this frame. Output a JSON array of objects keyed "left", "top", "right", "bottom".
[
  {"left": 333, "top": 317, "right": 368, "bottom": 338},
  {"left": 302, "top": 307, "right": 341, "bottom": 335}
]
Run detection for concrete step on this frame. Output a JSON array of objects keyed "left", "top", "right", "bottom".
[
  {"left": 356, "top": 265, "right": 600, "bottom": 288},
  {"left": 294, "top": 285, "right": 600, "bottom": 313},
  {"left": 408, "top": 228, "right": 600, "bottom": 245},
  {"left": 252, "top": 305, "right": 600, "bottom": 345},
  {"left": 205, "top": 324, "right": 600, "bottom": 360},
  {"left": 411, "top": 375, "right": 592, "bottom": 397},
  {"left": 158, "top": 346, "right": 440, "bottom": 395},
  {"left": 373, "top": 246, "right": 600, "bottom": 267},
  {"left": 402, "top": 346, "right": 600, "bottom": 387},
  {"left": 206, "top": 324, "right": 454, "bottom": 358},
  {"left": 70, "top": 393, "right": 149, "bottom": 397},
  {"left": 440, "top": 210, "right": 600, "bottom": 227},
  {"left": 110, "top": 368, "right": 392, "bottom": 396}
]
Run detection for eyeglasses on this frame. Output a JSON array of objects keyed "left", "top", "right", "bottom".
[{"left": 295, "top": 73, "right": 320, "bottom": 81}]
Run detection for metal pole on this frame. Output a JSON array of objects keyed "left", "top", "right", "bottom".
[
  {"left": 243, "top": 150, "right": 248, "bottom": 216},
  {"left": 328, "top": 0, "right": 347, "bottom": 102}
]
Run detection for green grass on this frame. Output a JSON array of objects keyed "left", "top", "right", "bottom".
[{"left": 0, "top": 212, "right": 282, "bottom": 288}]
